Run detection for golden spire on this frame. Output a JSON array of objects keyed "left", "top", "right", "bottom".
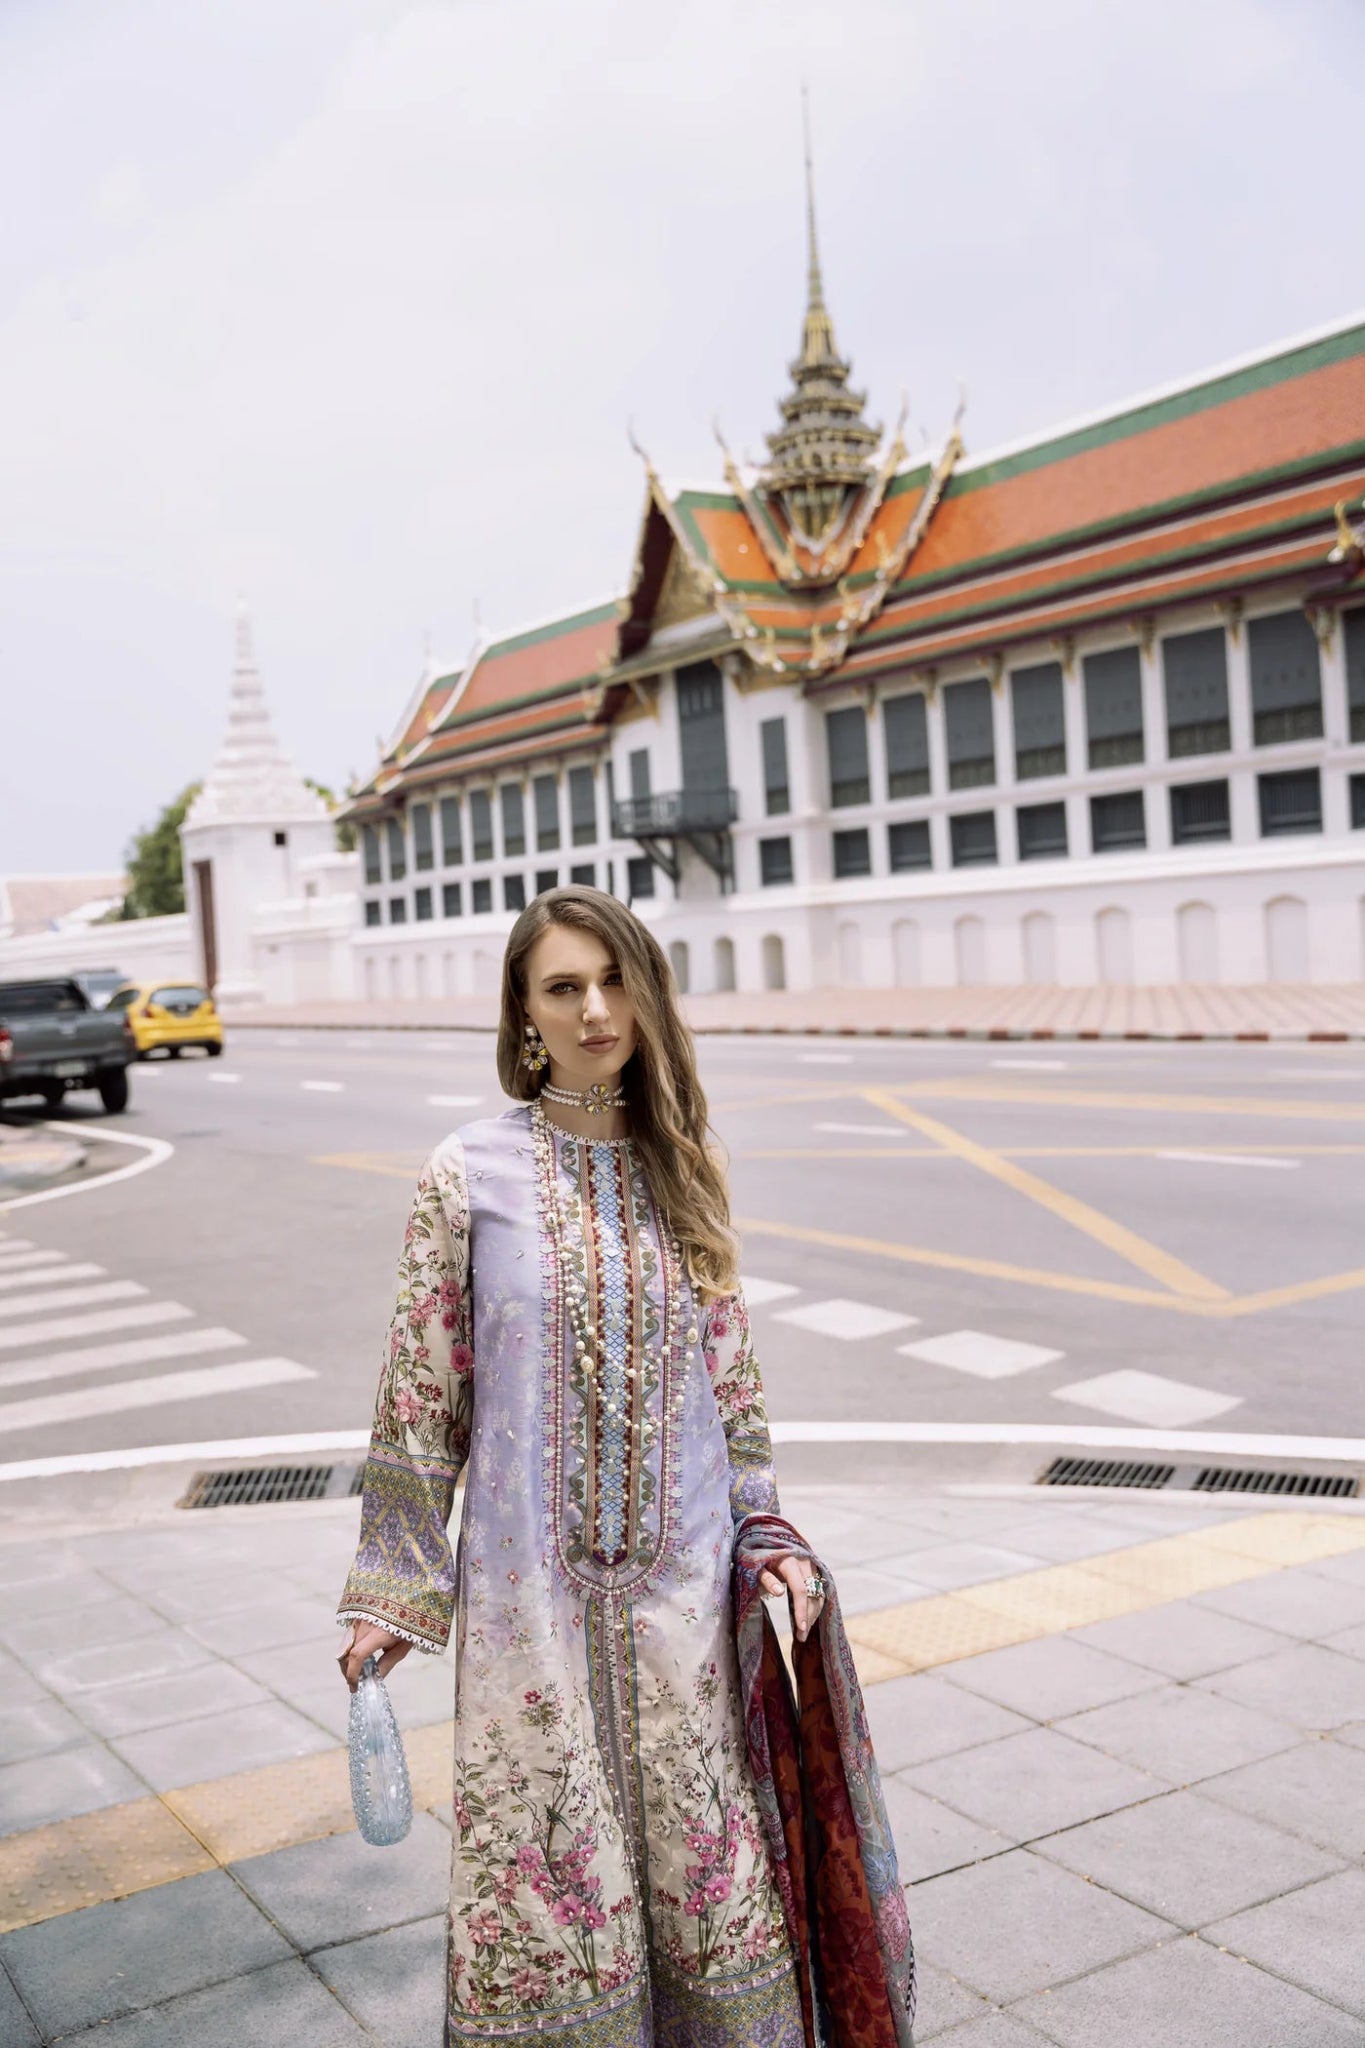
[{"left": 800, "top": 85, "right": 835, "bottom": 368}]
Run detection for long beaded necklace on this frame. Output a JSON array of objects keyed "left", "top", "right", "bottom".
[{"left": 530, "top": 1101, "right": 694, "bottom": 1438}]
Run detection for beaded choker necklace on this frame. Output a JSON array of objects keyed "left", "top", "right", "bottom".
[{"left": 539, "top": 1080, "right": 626, "bottom": 1114}]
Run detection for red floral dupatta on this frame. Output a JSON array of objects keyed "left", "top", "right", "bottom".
[{"left": 734, "top": 1514, "right": 917, "bottom": 2048}]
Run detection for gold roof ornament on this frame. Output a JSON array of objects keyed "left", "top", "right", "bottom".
[{"left": 759, "top": 94, "right": 880, "bottom": 557}]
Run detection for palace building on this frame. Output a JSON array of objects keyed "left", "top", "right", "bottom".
[{"left": 342, "top": 188, "right": 1365, "bottom": 1000}]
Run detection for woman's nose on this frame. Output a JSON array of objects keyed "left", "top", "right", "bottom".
[{"left": 582, "top": 983, "right": 610, "bottom": 1024}]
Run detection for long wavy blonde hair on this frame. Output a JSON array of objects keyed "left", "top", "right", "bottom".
[{"left": 496, "top": 887, "right": 738, "bottom": 1297}]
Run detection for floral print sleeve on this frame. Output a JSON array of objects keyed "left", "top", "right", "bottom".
[
  {"left": 701, "top": 1286, "right": 781, "bottom": 1525},
  {"left": 338, "top": 1136, "right": 474, "bottom": 1652}
]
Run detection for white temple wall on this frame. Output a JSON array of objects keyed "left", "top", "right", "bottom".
[{"left": 0, "top": 914, "right": 193, "bottom": 985}]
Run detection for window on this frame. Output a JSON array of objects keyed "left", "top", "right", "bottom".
[
  {"left": 1347, "top": 609, "right": 1365, "bottom": 742},
  {"left": 1170, "top": 780, "right": 1231, "bottom": 845},
  {"left": 442, "top": 882, "right": 462, "bottom": 918},
  {"left": 412, "top": 803, "right": 434, "bottom": 871},
  {"left": 1258, "top": 767, "right": 1322, "bottom": 836},
  {"left": 1016, "top": 801, "right": 1068, "bottom": 860},
  {"left": 888, "top": 819, "right": 931, "bottom": 871},
  {"left": 1162, "top": 628, "right": 1230, "bottom": 757},
  {"left": 440, "top": 796, "right": 462, "bottom": 866},
  {"left": 568, "top": 765, "right": 597, "bottom": 846},
  {"left": 535, "top": 869, "right": 558, "bottom": 895},
  {"left": 759, "top": 836, "right": 794, "bottom": 885},
  {"left": 1351, "top": 773, "right": 1365, "bottom": 829},
  {"left": 361, "top": 823, "right": 382, "bottom": 886},
  {"left": 414, "top": 886, "right": 433, "bottom": 921},
  {"left": 500, "top": 784, "right": 526, "bottom": 857},
  {"left": 570, "top": 863, "right": 595, "bottom": 887},
  {"left": 832, "top": 827, "right": 871, "bottom": 877},
  {"left": 533, "top": 774, "right": 560, "bottom": 851},
  {"left": 385, "top": 818, "right": 406, "bottom": 881},
  {"left": 825, "top": 706, "right": 870, "bottom": 807},
  {"left": 677, "top": 661, "right": 730, "bottom": 793},
  {"left": 1011, "top": 663, "right": 1066, "bottom": 780},
  {"left": 364, "top": 899, "right": 381, "bottom": 927},
  {"left": 1090, "top": 790, "right": 1147, "bottom": 852},
  {"left": 884, "top": 692, "right": 930, "bottom": 798},
  {"left": 628, "top": 748, "right": 651, "bottom": 802},
  {"left": 469, "top": 790, "right": 493, "bottom": 862},
  {"left": 471, "top": 877, "right": 493, "bottom": 914},
  {"left": 273, "top": 830, "right": 288, "bottom": 849},
  {"left": 388, "top": 897, "right": 407, "bottom": 923},
  {"left": 626, "top": 856, "right": 655, "bottom": 899},
  {"left": 760, "top": 718, "right": 790, "bottom": 814},
  {"left": 1249, "top": 612, "right": 1323, "bottom": 745},
  {"left": 949, "top": 811, "right": 997, "bottom": 866},
  {"left": 504, "top": 874, "right": 527, "bottom": 913},
  {"left": 944, "top": 679, "right": 995, "bottom": 789},
  {"left": 1083, "top": 646, "right": 1144, "bottom": 768}
]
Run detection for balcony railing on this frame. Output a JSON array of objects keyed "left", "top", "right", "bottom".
[{"left": 611, "top": 789, "right": 738, "bottom": 837}]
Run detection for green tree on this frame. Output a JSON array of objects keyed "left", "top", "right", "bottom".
[
  {"left": 306, "top": 779, "right": 356, "bottom": 852},
  {"left": 120, "top": 783, "right": 201, "bottom": 920}
]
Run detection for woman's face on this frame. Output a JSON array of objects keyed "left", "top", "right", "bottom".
[{"left": 523, "top": 924, "right": 639, "bottom": 1088}]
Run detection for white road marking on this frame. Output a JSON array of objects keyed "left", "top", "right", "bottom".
[
  {"left": 11, "top": 1418, "right": 1365, "bottom": 1486},
  {"left": 1157, "top": 1150, "right": 1300, "bottom": 1171},
  {"left": 1051, "top": 1369, "right": 1242, "bottom": 1428},
  {"left": 0, "top": 1356, "right": 317, "bottom": 1435},
  {"left": 0, "top": 1249, "right": 66, "bottom": 1272},
  {"left": 0, "top": 1240, "right": 34, "bottom": 1253},
  {"left": 273, "top": 1036, "right": 300, "bottom": 1047},
  {"left": 898, "top": 1330, "right": 1065, "bottom": 1380},
  {"left": 0, "top": 1261, "right": 105, "bottom": 1294},
  {"left": 0, "top": 1302, "right": 192, "bottom": 1353},
  {"left": 208, "top": 1072, "right": 242, "bottom": 1085},
  {"left": 814, "top": 1122, "right": 909, "bottom": 1138},
  {"left": 300, "top": 1080, "right": 344, "bottom": 1093},
  {"left": 0, "top": 1280, "right": 145, "bottom": 1322},
  {"left": 345, "top": 1038, "right": 374, "bottom": 1049},
  {"left": 991, "top": 1058, "right": 1069, "bottom": 1071},
  {"left": 2, "top": 1124, "right": 173, "bottom": 1215},
  {"left": 739, "top": 1276, "right": 801, "bottom": 1307},
  {"left": 0, "top": 1326, "right": 248, "bottom": 1390},
  {"left": 796, "top": 1052, "right": 855, "bottom": 1065},
  {"left": 773, "top": 1297, "right": 919, "bottom": 1341},
  {"left": 428, "top": 1094, "right": 484, "bottom": 1109},
  {"left": 1267, "top": 1067, "right": 1365, "bottom": 1082}
]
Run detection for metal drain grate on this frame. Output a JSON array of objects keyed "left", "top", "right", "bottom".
[
  {"left": 180, "top": 1464, "right": 365, "bottom": 1509},
  {"left": 1040, "top": 1456, "right": 1177, "bottom": 1490},
  {"left": 1039, "top": 1455, "right": 1359, "bottom": 1499},
  {"left": 1192, "top": 1465, "right": 1358, "bottom": 1499}
]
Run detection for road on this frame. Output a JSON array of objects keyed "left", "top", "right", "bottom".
[{"left": 1, "top": 1029, "right": 1363, "bottom": 1484}]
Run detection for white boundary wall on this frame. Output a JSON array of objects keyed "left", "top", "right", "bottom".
[{"left": 0, "top": 914, "right": 194, "bottom": 986}]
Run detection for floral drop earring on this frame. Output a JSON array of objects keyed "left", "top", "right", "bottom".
[{"left": 522, "top": 1021, "right": 549, "bottom": 1075}]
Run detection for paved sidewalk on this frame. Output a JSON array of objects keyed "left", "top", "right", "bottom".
[
  {"left": 222, "top": 982, "right": 1365, "bottom": 1041},
  {"left": 2, "top": 1482, "right": 1364, "bottom": 2044}
]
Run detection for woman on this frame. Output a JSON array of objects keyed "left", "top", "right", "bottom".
[{"left": 337, "top": 887, "right": 912, "bottom": 2047}]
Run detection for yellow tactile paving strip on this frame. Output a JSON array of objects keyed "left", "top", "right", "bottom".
[{"left": 3, "top": 1511, "right": 1363, "bottom": 1937}]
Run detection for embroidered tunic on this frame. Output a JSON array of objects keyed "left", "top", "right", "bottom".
[{"left": 339, "top": 1106, "right": 806, "bottom": 2048}]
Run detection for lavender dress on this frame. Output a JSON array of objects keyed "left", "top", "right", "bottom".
[{"left": 339, "top": 1104, "right": 807, "bottom": 2047}]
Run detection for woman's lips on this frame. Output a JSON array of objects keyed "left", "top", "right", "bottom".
[{"left": 579, "top": 1035, "right": 618, "bottom": 1052}]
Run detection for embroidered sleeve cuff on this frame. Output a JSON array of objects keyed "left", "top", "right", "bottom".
[{"left": 335, "top": 1604, "right": 450, "bottom": 1655}]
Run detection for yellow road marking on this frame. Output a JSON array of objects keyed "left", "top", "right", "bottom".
[
  {"left": 890, "top": 1078, "right": 1365, "bottom": 1124},
  {"left": 736, "top": 1141, "right": 1365, "bottom": 1162},
  {"left": 1213, "top": 1267, "right": 1365, "bottom": 1318},
  {"left": 862, "top": 1087, "right": 1229, "bottom": 1302},
  {"left": 5, "top": 1512, "right": 1361, "bottom": 1934}
]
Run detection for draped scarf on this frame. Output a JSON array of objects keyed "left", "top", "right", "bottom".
[{"left": 733, "top": 1514, "right": 917, "bottom": 2048}]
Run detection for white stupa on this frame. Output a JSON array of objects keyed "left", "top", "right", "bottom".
[{"left": 181, "top": 603, "right": 337, "bottom": 1004}]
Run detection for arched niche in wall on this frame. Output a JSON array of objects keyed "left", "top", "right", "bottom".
[
  {"left": 387, "top": 953, "right": 403, "bottom": 999},
  {"left": 363, "top": 956, "right": 378, "bottom": 1001},
  {"left": 441, "top": 953, "right": 458, "bottom": 999},
  {"left": 473, "top": 949, "right": 499, "bottom": 996},
  {"left": 837, "top": 921, "right": 862, "bottom": 987},
  {"left": 714, "top": 935, "right": 736, "bottom": 993},
  {"left": 892, "top": 918, "right": 920, "bottom": 987},
  {"left": 669, "top": 939, "right": 690, "bottom": 995},
  {"left": 1264, "top": 895, "right": 1308, "bottom": 982},
  {"left": 413, "top": 952, "right": 428, "bottom": 999},
  {"left": 1021, "top": 910, "right": 1056, "bottom": 984},
  {"left": 1096, "top": 907, "right": 1132, "bottom": 986},
  {"left": 954, "top": 914, "right": 987, "bottom": 987},
  {"left": 1176, "top": 901, "right": 1218, "bottom": 983},
  {"left": 761, "top": 934, "right": 786, "bottom": 991}
]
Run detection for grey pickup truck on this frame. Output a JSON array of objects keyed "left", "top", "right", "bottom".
[{"left": 0, "top": 977, "right": 136, "bottom": 1113}]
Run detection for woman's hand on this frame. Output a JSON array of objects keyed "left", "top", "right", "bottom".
[
  {"left": 759, "top": 1555, "right": 826, "bottom": 1643},
  {"left": 338, "top": 1621, "right": 412, "bottom": 1691}
]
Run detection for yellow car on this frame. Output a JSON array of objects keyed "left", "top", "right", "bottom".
[{"left": 108, "top": 980, "right": 225, "bottom": 1059}]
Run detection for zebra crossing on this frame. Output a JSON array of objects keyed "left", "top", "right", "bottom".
[
  {"left": 742, "top": 1275, "right": 1243, "bottom": 1428},
  {"left": 0, "top": 1227, "right": 316, "bottom": 1439}
]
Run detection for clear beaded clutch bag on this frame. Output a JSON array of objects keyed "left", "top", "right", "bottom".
[{"left": 348, "top": 1654, "right": 413, "bottom": 1847}]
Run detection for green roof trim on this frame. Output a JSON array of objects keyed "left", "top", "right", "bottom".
[{"left": 952, "top": 322, "right": 1365, "bottom": 497}]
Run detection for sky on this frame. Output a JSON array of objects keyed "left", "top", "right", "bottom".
[{"left": 1, "top": 0, "right": 1361, "bottom": 872}]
